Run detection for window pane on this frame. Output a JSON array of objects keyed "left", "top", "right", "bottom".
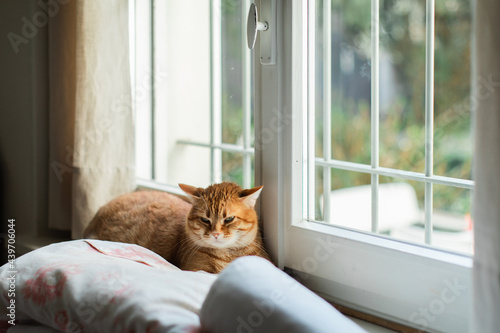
[
  {"left": 321, "top": 169, "right": 371, "bottom": 229},
  {"left": 309, "top": 0, "right": 474, "bottom": 255},
  {"left": 314, "top": 0, "right": 372, "bottom": 164},
  {"left": 434, "top": 0, "right": 472, "bottom": 180},
  {"left": 379, "top": 0, "right": 426, "bottom": 173},
  {"left": 169, "top": 145, "right": 211, "bottom": 186},
  {"left": 432, "top": 183, "right": 473, "bottom": 254},
  {"left": 221, "top": 1, "right": 250, "bottom": 146},
  {"left": 221, "top": 152, "right": 254, "bottom": 187},
  {"left": 376, "top": 177, "right": 473, "bottom": 255},
  {"left": 161, "top": 0, "right": 211, "bottom": 185},
  {"left": 134, "top": 0, "right": 254, "bottom": 189},
  {"left": 377, "top": 176, "right": 425, "bottom": 243}
]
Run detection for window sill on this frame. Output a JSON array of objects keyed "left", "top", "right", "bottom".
[{"left": 349, "top": 317, "right": 398, "bottom": 333}]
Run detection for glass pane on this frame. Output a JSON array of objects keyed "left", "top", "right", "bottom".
[
  {"left": 378, "top": 176, "right": 426, "bottom": 245},
  {"left": 135, "top": 0, "right": 254, "bottom": 188},
  {"left": 167, "top": 145, "right": 211, "bottom": 187},
  {"left": 314, "top": 0, "right": 372, "bottom": 164},
  {"left": 309, "top": 0, "right": 473, "bottom": 255},
  {"left": 222, "top": 1, "right": 252, "bottom": 146},
  {"left": 320, "top": 169, "right": 371, "bottom": 230},
  {"left": 379, "top": 0, "right": 426, "bottom": 173},
  {"left": 432, "top": 183, "right": 473, "bottom": 254},
  {"left": 221, "top": 152, "right": 254, "bottom": 187},
  {"left": 313, "top": 165, "right": 324, "bottom": 221},
  {"left": 375, "top": 177, "right": 473, "bottom": 255},
  {"left": 434, "top": 0, "right": 472, "bottom": 180}
]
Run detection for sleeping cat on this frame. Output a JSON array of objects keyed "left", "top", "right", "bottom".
[{"left": 83, "top": 182, "right": 270, "bottom": 273}]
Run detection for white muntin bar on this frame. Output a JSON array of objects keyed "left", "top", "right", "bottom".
[
  {"left": 152, "top": 0, "right": 170, "bottom": 182},
  {"left": 151, "top": 0, "right": 157, "bottom": 179},
  {"left": 315, "top": 158, "right": 474, "bottom": 190},
  {"left": 298, "top": 0, "right": 309, "bottom": 222},
  {"left": 371, "top": 0, "right": 380, "bottom": 233},
  {"left": 323, "top": 0, "right": 332, "bottom": 223},
  {"left": 242, "top": 0, "right": 252, "bottom": 189},
  {"left": 307, "top": 0, "right": 317, "bottom": 220},
  {"left": 177, "top": 140, "right": 254, "bottom": 155},
  {"left": 210, "top": 0, "right": 222, "bottom": 184},
  {"left": 424, "top": 0, "right": 435, "bottom": 245},
  {"left": 133, "top": 0, "right": 153, "bottom": 180}
]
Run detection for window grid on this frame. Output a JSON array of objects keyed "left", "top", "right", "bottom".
[
  {"left": 313, "top": 0, "right": 474, "bottom": 247},
  {"left": 176, "top": 0, "right": 254, "bottom": 188}
]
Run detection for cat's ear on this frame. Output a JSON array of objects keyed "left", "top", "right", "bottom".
[
  {"left": 179, "top": 184, "right": 204, "bottom": 199},
  {"left": 239, "top": 186, "right": 263, "bottom": 208}
]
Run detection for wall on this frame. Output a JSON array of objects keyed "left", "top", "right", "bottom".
[{"left": 0, "top": 0, "right": 69, "bottom": 259}]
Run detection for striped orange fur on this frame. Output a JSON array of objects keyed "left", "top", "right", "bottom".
[{"left": 84, "top": 182, "right": 270, "bottom": 273}]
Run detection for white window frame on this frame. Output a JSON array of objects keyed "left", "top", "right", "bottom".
[{"left": 255, "top": 2, "right": 471, "bottom": 333}]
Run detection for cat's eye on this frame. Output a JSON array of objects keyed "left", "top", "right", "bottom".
[
  {"left": 200, "top": 217, "right": 210, "bottom": 224},
  {"left": 224, "top": 216, "right": 235, "bottom": 223}
]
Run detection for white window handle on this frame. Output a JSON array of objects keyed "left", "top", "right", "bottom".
[
  {"left": 247, "top": 1, "right": 276, "bottom": 65},
  {"left": 247, "top": 3, "right": 268, "bottom": 50}
]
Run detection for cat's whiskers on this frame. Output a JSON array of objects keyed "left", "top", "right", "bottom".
[
  {"left": 172, "top": 234, "right": 192, "bottom": 251},
  {"left": 226, "top": 237, "right": 250, "bottom": 249},
  {"left": 180, "top": 239, "right": 203, "bottom": 266},
  {"left": 231, "top": 236, "right": 266, "bottom": 254}
]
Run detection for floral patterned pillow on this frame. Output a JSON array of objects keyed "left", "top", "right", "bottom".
[{"left": 0, "top": 240, "right": 217, "bottom": 333}]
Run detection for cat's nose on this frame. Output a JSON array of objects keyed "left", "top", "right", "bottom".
[{"left": 212, "top": 232, "right": 221, "bottom": 239}]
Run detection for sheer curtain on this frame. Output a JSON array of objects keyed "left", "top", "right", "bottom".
[
  {"left": 472, "top": 0, "right": 500, "bottom": 331},
  {"left": 48, "top": 0, "right": 135, "bottom": 238}
]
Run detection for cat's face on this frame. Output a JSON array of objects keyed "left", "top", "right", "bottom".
[{"left": 179, "top": 182, "right": 263, "bottom": 249}]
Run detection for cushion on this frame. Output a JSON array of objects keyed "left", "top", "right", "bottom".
[
  {"left": 0, "top": 240, "right": 217, "bottom": 332},
  {"left": 200, "top": 256, "right": 367, "bottom": 333}
]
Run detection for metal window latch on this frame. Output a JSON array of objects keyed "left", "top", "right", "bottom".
[{"left": 247, "top": 1, "right": 276, "bottom": 65}]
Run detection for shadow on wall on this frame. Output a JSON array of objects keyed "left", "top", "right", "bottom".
[{"left": 0, "top": 150, "right": 6, "bottom": 265}]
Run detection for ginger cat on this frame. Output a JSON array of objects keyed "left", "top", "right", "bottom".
[{"left": 83, "top": 182, "right": 270, "bottom": 273}]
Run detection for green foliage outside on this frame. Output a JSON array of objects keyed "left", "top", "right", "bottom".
[
  {"left": 311, "top": 0, "right": 473, "bottom": 219},
  {"left": 218, "top": 0, "right": 473, "bottom": 218}
]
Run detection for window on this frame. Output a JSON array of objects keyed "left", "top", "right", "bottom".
[
  {"left": 132, "top": 0, "right": 254, "bottom": 190},
  {"left": 309, "top": 0, "right": 473, "bottom": 255},
  {"left": 257, "top": 2, "right": 472, "bottom": 332},
  {"left": 132, "top": 1, "right": 473, "bottom": 332}
]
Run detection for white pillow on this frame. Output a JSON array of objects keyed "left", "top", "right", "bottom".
[
  {"left": 200, "top": 256, "right": 367, "bottom": 333},
  {"left": 0, "top": 240, "right": 216, "bottom": 332}
]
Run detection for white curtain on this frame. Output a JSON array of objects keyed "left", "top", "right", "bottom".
[
  {"left": 472, "top": 0, "right": 500, "bottom": 331},
  {"left": 48, "top": 0, "right": 135, "bottom": 238}
]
